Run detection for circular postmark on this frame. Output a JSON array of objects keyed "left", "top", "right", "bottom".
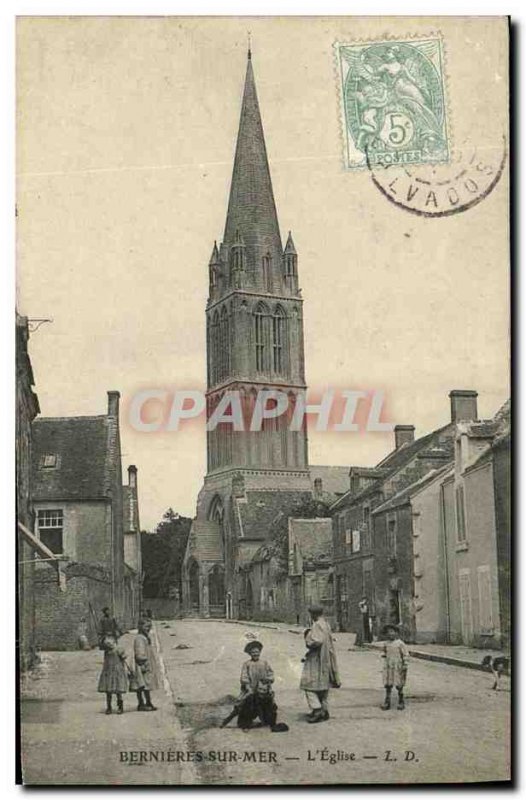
[{"left": 367, "top": 138, "right": 507, "bottom": 218}]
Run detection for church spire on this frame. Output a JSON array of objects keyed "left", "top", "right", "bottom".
[{"left": 223, "top": 51, "right": 282, "bottom": 272}]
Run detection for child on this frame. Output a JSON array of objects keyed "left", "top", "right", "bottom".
[
  {"left": 380, "top": 623, "right": 409, "bottom": 711},
  {"left": 97, "top": 635, "right": 131, "bottom": 714},
  {"left": 129, "top": 618, "right": 158, "bottom": 711},
  {"left": 237, "top": 640, "right": 277, "bottom": 730}
]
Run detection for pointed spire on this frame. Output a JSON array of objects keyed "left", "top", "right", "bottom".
[
  {"left": 209, "top": 240, "right": 220, "bottom": 265},
  {"left": 223, "top": 52, "right": 282, "bottom": 269},
  {"left": 284, "top": 231, "right": 297, "bottom": 255}
]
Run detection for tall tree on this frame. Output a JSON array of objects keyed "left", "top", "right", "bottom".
[{"left": 141, "top": 508, "right": 192, "bottom": 599}]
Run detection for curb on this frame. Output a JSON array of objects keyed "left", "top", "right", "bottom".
[{"left": 362, "top": 643, "right": 505, "bottom": 672}]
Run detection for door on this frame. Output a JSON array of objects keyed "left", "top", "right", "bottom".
[{"left": 459, "top": 569, "right": 473, "bottom": 644}]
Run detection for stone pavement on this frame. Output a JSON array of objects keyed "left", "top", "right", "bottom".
[
  {"left": 20, "top": 632, "right": 196, "bottom": 786},
  {"left": 19, "top": 620, "right": 511, "bottom": 786},
  {"left": 158, "top": 619, "right": 511, "bottom": 785}
]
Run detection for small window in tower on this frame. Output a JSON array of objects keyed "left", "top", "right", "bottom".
[
  {"left": 40, "top": 454, "right": 58, "bottom": 469},
  {"left": 262, "top": 254, "right": 272, "bottom": 292},
  {"left": 272, "top": 307, "right": 285, "bottom": 373},
  {"left": 285, "top": 254, "right": 296, "bottom": 277},
  {"left": 255, "top": 305, "right": 266, "bottom": 371}
]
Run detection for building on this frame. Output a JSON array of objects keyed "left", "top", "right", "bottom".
[
  {"left": 331, "top": 391, "right": 511, "bottom": 650},
  {"left": 441, "top": 400, "right": 510, "bottom": 648},
  {"left": 239, "top": 515, "right": 334, "bottom": 625},
  {"left": 331, "top": 391, "right": 474, "bottom": 639},
  {"left": 16, "top": 313, "right": 40, "bottom": 670},
  {"left": 182, "top": 50, "right": 313, "bottom": 618},
  {"left": 30, "top": 391, "right": 141, "bottom": 649}
]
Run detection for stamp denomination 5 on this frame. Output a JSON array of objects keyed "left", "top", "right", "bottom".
[{"left": 335, "top": 36, "right": 450, "bottom": 170}]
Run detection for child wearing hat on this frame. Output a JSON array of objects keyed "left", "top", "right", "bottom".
[
  {"left": 380, "top": 623, "right": 409, "bottom": 710},
  {"left": 237, "top": 640, "right": 278, "bottom": 731}
]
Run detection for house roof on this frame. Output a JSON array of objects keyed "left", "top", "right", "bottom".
[
  {"left": 464, "top": 399, "right": 511, "bottom": 470},
  {"left": 289, "top": 518, "right": 333, "bottom": 564},
  {"left": 330, "top": 423, "right": 455, "bottom": 512},
  {"left": 372, "top": 464, "right": 453, "bottom": 515},
  {"left": 31, "top": 416, "right": 116, "bottom": 502},
  {"left": 376, "top": 423, "right": 453, "bottom": 471},
  {"left": 236, "top": 489, "right": 312, "bottom": 541}
]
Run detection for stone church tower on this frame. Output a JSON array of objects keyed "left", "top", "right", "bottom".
[{"left": 182, "top": 50, "right": 312, "bottom": 618}]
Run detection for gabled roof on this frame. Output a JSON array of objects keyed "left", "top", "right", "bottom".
[
  {"left": 236, "top": 489, "right": 312, "bottom": 541},
  {"left": 223, "top": 53, "right": 282, "bottom": 267},
  {"left": 330, "top": 423, "right": 456, "bottom": 512},
  {"left": 32, "top": 416, "right": 117, "bottom": 502},
  {"left": 377, "top": 422, "right": 453, "bottom": 471},
  {"left": 372, "top": 464, "right": 453, "bottom": 516},
  {"left": 289, "top": 518, "right": 333, "bottom": 564}
]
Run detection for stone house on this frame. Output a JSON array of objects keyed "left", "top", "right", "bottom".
[
  {"left": 30, "top": 391, "right": 142, "bottom": 649},
  {"left": 239, "top": 515, "right": 334, "bottom": 625},
  {"left": 330, "top": 391, "right": 476, "bottom": 639}
]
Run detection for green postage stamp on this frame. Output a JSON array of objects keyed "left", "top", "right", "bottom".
[{"left": 335, "top": 36, "right": 450, "bottom": 170}]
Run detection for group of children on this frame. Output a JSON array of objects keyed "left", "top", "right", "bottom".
[
  {"left": 220, "top": 620, "right": 409, "bottom": 732},
  {"left": 97, "top": 616, "right": 158, "bottom": 715},
  {"left": 97, "top": 609, "right": 410, "bottom": 721}
]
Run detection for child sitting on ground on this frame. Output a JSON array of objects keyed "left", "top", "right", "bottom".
[{"left": 380, "top": 623, "right": 409, "bottom": 711}]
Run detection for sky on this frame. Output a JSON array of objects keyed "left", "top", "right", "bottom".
[{"left": 17, "top": 16, "right": 509, "bottom": 529}]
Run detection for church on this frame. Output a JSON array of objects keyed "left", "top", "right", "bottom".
[{"left": 182, "top": 50, "right": 336, "bottom": 618}]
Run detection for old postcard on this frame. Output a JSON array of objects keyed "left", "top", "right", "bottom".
[{"left": 16, "top": 16, "right": 510, "bottom": 786}]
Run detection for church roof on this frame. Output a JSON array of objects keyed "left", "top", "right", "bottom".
[
  {"left": 223, "top": 53, "right": 283, "bottom": 268},
  {"left": 186, "top": 519, "right": 224, "bottom": 563},
  {"left": 284, "top": 231, "right": 297, "bottom": 255}
]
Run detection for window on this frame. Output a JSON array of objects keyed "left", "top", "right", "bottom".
[
  {"left": 363, "top": 505, "right": 370, "bottom": 531},
  {"left": 37, "top": 509, "right": 64, "bottom": 555},
  {"left": 40, "top": 454, "right": 58, "bottom": 468},
  {"left": 456, "top": 484, "right": 467, "bottom": 543},
  {"left": 351, "top": 529, "right": 361, "bottom": 553},
  {"left": 262, "top": 253, "right": 272, "bottom": 292},
  {"left": 284, "top": 253, "right": 296, "bottom": 276},
  {"left": 345, "top": 529, "right": 351, "bottom": 547},
  {"left": 272, "top": 307, "right": 285, "bottom": 373},
  {"left": 254, "top": 304, "right": 268, "bottom": 371},
  {"left": 387, "top": 515, "right": 397, "bottom": 555}
]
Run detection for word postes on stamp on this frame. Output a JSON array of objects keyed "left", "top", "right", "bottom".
[{"left": 335, "top": 36, "right": 450, "bottom": 170}]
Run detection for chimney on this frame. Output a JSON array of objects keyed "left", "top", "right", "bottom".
[
  {"left": 449, "top": 390, "right": 478, "bottom": 423},
  {"left": 107, "top": 390, "right": 120, "bottom": 418},
  {"left": 313, "top": 477, "right": 323, "bottom": 499},
  {"left": 394, "top": 425, "right": 415, "bottom": 449},
  {"left": 128, "top": 464, "right": 138, "bottom": 489}
]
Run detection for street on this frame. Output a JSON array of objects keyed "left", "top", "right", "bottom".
[{"left": 21, "top": 619, "right": 511, "bottom": 785}]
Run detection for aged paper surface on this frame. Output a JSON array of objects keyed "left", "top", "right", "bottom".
[{"left": 16, "top": 16, "right": 510, "bottom": 786}]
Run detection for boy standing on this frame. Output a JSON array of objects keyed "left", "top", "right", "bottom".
[{"left": 381, "top": 623, "right": 409, "bottom": 710}]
